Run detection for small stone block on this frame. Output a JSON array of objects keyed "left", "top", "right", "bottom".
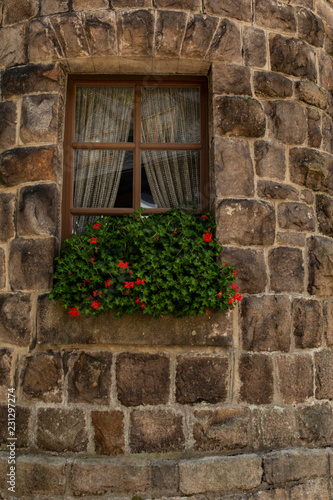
[
  {"left": 269, "top": 247, "right": 304, "bottom": 293},
  {"left": 270, "top": 33, "right": 317, "bottom": 81},
  {"left": 20, "top": 94, "right": 60, "bottom": 145},
  {"left": 21, "top": 352, "right": 63, "bottom": 402},
  {"left": 243, "top": 27, "right": 266, "bottom": 67},
  {"left": 260, "top": 407, "right": 298, "bottom": 450},
  {"left": 278, "top": 202, "right": 315, "bottom": 231},
  {"left": 0, "top": 293, "right": 32, "bottom": 346},
  {"left": 239, "top": 354, "right": 274, "bottom": 405},
  {"left": 37, "top": 407, "right": 88, "bottom": 452},
  {"left": 254, "top": 140, "right": 286, "bottom": 180},
  {"left": 315, "top": 350, "right": 333, "bottom": 399},
  {"left": 91, "top": 410, "right": 125, "bottom": 455},
  {"left": 0, "top": 101, "right": 17, "bottom": 150},
  {"left": 277, "top": 354, "right": 313, "bottom": 404},
  {"left": 17, "top": 183, "right": 59, "bottom": 237},
  {"left": 308, "top": 236, "right": 333, "bottom": 296},
  {"left": 214, "top": 96, "right": 266, "bottom": 138},
  {"left": 293, "top": 298, "right": 322, "bottom": 348}
]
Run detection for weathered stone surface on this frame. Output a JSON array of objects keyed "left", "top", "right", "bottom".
[
  {"left": 0, "top": 101, "right": 17, "bottom": 150},
  {"left": 243, "top": 27, "right": 266, "bottom": 67},
  {"left": 92, "top": 410, "right": 125, "bottom": 455},
  {"left": 215, "top": 96, "right": 265, "bottom": 137},
  {"left": 193, "top": 408, "right": 251, "bottom": 452},
  {"left": 73, "top": 0, "right": 108, "bottom": 9},
  {"left": 112, "top": 0, "right": 152, "bottom": 6},
  {"left": 155, "top": 10, "right": 187, "bottom": 57},
  {"left": 0, "top": 193, "right": 14, "bottom": 243},
  {"left": 2, "top": 63, "right": 64, "bottom": 98},
  {"left": 241, "top": 295, "right": 291, "bottom": 352},
  {"left": 176, "top": 355, "right": 229, "bottom": 404},
  {"left": 117, "top": 10, "right": 154, "bottom": 57},
  {"left": 20, "top": 93, "right": 59, "bottom": 144},
  {"left": 300, "top": 188, "right": 314, "bottom": 205},
  {"left": 17, "top": 183, "right": 58, "bottom": 237},
  {"left": 276, "top": 231, "right": 306, "bottom": 247},
  {"left": 290, "top": 478, "right": 330, "bottom": 499},
  {"left": 297, "top": 403, "right": 333, "bottom": 446},
  {"left": 296, "top": 7, "right": 325, "bottom": 46},
  {"left": 239, "top": 354, "right": 274, "bottom": 405},
  {"left": 258, "top": 181, "right": 298, "bottom": 200},
  {"left": 181, "top": 13, "right": 217, "bottom": 58},
  {"left": 269, "top": 247, "right": 304, "bottom": 293},
  {"left": 270, "top": 34, "right": 317, "bottom": 81},
  {"left": 0, "top": 146, "right": 57, "bottom": 186},
  {"left": 295, "top": 81, "right": 326, "bottom": 108},
  {"left": 308, "top": 235, "right": 333, "bottom": 296},
  {"left": 307, "top": 108, "right": 322, "bottom": 148},
  {"left": 289, "top": 147, "right": 333, "bottom": 194},
  {"left": 0, "top": 349, "right": 13, "bottom": 399},
  {"left": 0, "top": 293, "right": 32, "bottom": 346},
  {"left": 9, "top": 237, "right": 55, "bottom": 291},
  {"left": 0, "top": 25, "right": 25, "bottom": 68},
  {"left": 316, "top": 194, "right": 333, "bottom": 237},
  {"left": 278, "top": 202, "right": 315, "bottom": 231},
  {"left": 84, "top": 11, "right": 117, "bottom": 56},
  {"left": 37, "top": 408, "right": 88, "bottom": 452},
  {"left": 264, "top": 449, "right": 328, "bottom": 485},
  {"left": 324, "top": 23, "right": 333, "bottom": 56},
  {"left": 220, "top": 248, "right": 267, "bottom": 294},
  {"left": 179, "top": 455, "right": 262, "bottom": 494},
  {"left": 156, "top": 0, "right": 201, "bottom": 10},
  {"left": 254, "top": 140, "right": 286, "bottom": 180},
  {"left": 319, "top": 50, "right": 333, "bottom": 93},
  {"left": 28, "top": 18, "right": 65, "bottom": 63},
  {"left": 116, "top": 352, "right": 170, "bottom": 406},
  {"left": 293, "top": 298, "right": 322, "bottom": 348},
  {"left": 315, "top": 350, "right": 333, "bottom": 399},
  {"left": 260, "top": 407, "right": 298, "bottom": 450},
  {"left": 212, "top": 64, "right": 251, "bottom": 95},
  {"left": 67, "top": 351, "right": 112, "bottom": 404},
  {"left": 40, "top": 0, "right": 69, "bottom": 15},
  {"left": 214, "top": 137, "right": 254, "bottom": 197},
  {"left": 265, "top": 100, "right": 307, "bottom": 145},
  {"left": 207, "top": 18, "right": 242, "bottom": 63},
  {"left": 0, "top": 249, "right": 5, "bottom": 290},
  {"left": 324, "top": 301, "right": 333, "bottom": 345},
  {"left": 216, "top": 199, "right": 275, "bottom": 246},
  {"left": 255, "top": 0, "right": 296, "bottom": 33},
  {"left": 322, "top": 114, "right": 333, "bottom": 154},
  {"left": 0, "top": 405, "right": 31, "bottom": 448},
  {"left": 277, "top": 354, "right": 313, "bottom": 404},
  {"left": 205, "top": 0, "right": 251, "bottom": 21},
  {"left": 21, "top": 352, "right": 63, "bottom": 402},
  {"left": 130, "top": 410, "right": 185, "bottom": 453},
  {"left": 151, "top": 461, "right": 179, "bottom": 496},
  {"left": 1, "top": 0, "right": 38, "bottom": 25},
  {"left": 254, "top": 71, "right": 292, "bottom": 98}
]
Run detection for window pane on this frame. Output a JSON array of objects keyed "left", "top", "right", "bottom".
[
  {"left": 73, "top": 150, "right": 133, "bottom": 209},
  {"left": 74, "top": 86, "right": 134, "bottom": 143},
  {"left": 141, "top": 87, "right": 200, "bottom": 144},
  {"left": 141, "top": 150, "right": 200, "bottom": 209}
]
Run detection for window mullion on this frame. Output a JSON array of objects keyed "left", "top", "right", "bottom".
[{"left": 133, "top": 84, "right": 141, "bottom": 209}]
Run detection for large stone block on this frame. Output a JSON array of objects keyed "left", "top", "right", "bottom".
[
  {"left": 278, "top": 202, "right": 315, "bottom": 231},
  {"left": 20, "top": 352, "right": 63, "bottom": 402},
  {"left": 296, "top": 7, "right": 325, "bottom": 46},
  {"left": 258, "top": 181, "right": 298, "bottom": 201},
  {"left": 307, "top": 108, "right": 322, "bottom": 149},
  {"left": 269, "top": 247, "right": 304, "bottom": 293},
  {"left": 207, "top": 18, "right": 242, "bottom": 63},
  {"left": 214, "top": 137, "right": 254, "bottom": 197},
  {"left": 156, "top": 0, "right": 201, "bottom": 10},
  {"left": 297, "top": 403, "right": 333, "bottom": 447},
  {"left": 277, "top": 354, "right": 313, "bottom": 404},
  {"left": 0, "top": 293, "right": 32, "bottom": 346},
  {"left": 293, "top": 298, "right": 322, "bottom": 348},
  {"left": 255, "top": 0, "right": 296, "bottom": 33},
  {"left": 91, "top": 410, "right": 125, "bottom": 455},
  {"left": 155, "top": 10, "right": 187, "bottom": 57},
  {"left": 307, "top": 235, "right": 333, "bottom": 296},
  {"left": 319, "top": 51, "right": 333, "bottom": 93},
  {"left": 117, "top": 10, "right": 154, "bottom": 57},
  {"left": 214, "top": 96, "right": 266, "bottom": 137},
  {"left": 9, "top": 237, "right": 55, "bottom": 291},
  {"left": 260, "top": 407, "right": 298, "bottom": 450},
  {"left": 0, "top": 101, "right": 17, "bottom": 150},
  {"left": 212, "top": 64, "right": 251, "bottom": 96},
  {"left": 193, "top": 408, "right": 251, "bottom": 452},
  {"left": 0, "top": 193, "right": 15, "bottom": 243},
  {"left": 216, "top": 199, "right": 275, "bottom": 246},
  {"left": 40, "top": 0, "right": 69, "bottom": 15},
  {"left": 270, "top": 34, "right": 317, "bottom": 81},
  {"left": 315, "top": 350, "right": 333, "bottom": 399},
  {"left": 241, "top": 295, "right": 291, "bottom": 352},
  {"left": 28, "top": 18, "right": 65, "bottom": 63},
  {"left": 243, "top": 27, "right": 266, "bottom": 67},
  {"left": 289, "top": 147, "right": 333, "bottom": 194},
  {"left": 73, "top": 0, "right": 108, "bottom": 9},
  {"left": 0, "top": 25, "right": 25, "bottom": 68},
  {"left": 67, "top": 351, "right": 112, "bottom": 404},
  {"left": 205, "top": 0, "right": 251, "bottom": 21},
  {"left": 239, "top": 354, "right": 274, "bottom": 405},
  {"left": 176, "top": 355, "right": 229, "bottom": 404},
  {"left": 2, "top": 63, "right": 64, "bottom": 98},
  {"left": 84, "top": 11, "right": 117, "bottom": 56},
  {"left": 20, "top": 94, "right": 60, "bottom": 144},
  {"left": 220, "top": 247, "right": 267, "bottom": 294},
  {"left": 1, "top": 0, "right": 38, "bottom": 25},
  {"left": 37, "top": 407, "right": 88, "bottom": 452},
  {"left": 254, "top": 71, "right": 293, "bottom": 98},
  {"left": 290, "top": 478, "right": 330, "bottom": 499},
  {"left": 130, "top": 410, "right": 185, "bottom": 453},
  {"left": 181, "top": 14, "right": 218, "bottom": 58},
  {"left": 0, "top": 146, "right": 57, "bottom": 187},
  {"left": 17, "top": 183, "right": 59, "bottom": 237},
  {"left": 265, "top": 100, "right": 307, "bottom": 145},
  {"left": 254, "top": 140, "right": 286, "bottom": 180},
  {"left": 295, "top": 81, "right": 327, "bottom": 109},
  {"left": 0, "top": 405, "right": 31, "bottom": 448}
]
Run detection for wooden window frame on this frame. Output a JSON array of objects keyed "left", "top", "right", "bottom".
[{"left": 62, "top": 75, "right": 209, "bottom": 240}]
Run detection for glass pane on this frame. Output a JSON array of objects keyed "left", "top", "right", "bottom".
[
  {"left": 141, "top": 87, "right": 200, "bottom": 144},
  {"left": 73, "top": 150, "right": 133, "bottom": 209},
  {"left": 141, "top": 150, "right": 200, "bottom": 209},
  {"left": 74, "top": 86, "right": 134, "bottom": 143}
]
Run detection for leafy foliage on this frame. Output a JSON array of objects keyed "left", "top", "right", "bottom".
[{"left": 49, "top": 209, "right": 241, "bottom": 318}]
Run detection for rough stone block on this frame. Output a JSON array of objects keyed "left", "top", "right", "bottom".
[
  {"left": 21, "top": 352, "right": 63, "bottom": 402},
  {"left": 324, "top": 301, "right": 333, "bottom": 346},
  {"left": 0, "top": 25, "right": 25, "bottom": 68},
  {"left": 205, "top": 0, "right": 251, "bottom": 21},
  {"left": 156, "top": 0, "right": 201, "bottom": 10},
  {"left": 254, "top": 140, "right": 286, "bottom": 180},
  {"left": 0, "top": 249, "right": 5, "bottom": 290},
  {"left": 241, "top": 295, "right": 291, "bottom": 352},
  {"left": 277, "top": 354, "right": 313, "bottom": 404},
  {"left": 278, "top": 202, "right": 315, "bottom": 231},
  {"left": 300, "top": 188, "right": 314, "bottom": 205},
  {"left": 276, "top": 231, "right": 306, "bottom": 247},
  {"left": 296, "top": 7, "right": 325, "bottom": 46},
  {"left": 260, "top": 407, "right": 298, "bottom": 450},
  {"left": 0, "top": 293, "right": 32, "bottom": 346},
  {"left": 207, "top": 18, "right": 242, "bottom": 63},
  {"left": 20, "top": 94, "right": 60, "bottom": 145},
  {"left": 324, "top": 23, "right": 333, "bottom": 56},
  {"left": 239, "top": 354, "right": 274, "bottom": 405},
  {"left": 17, "top": 183, "right": 59, "bottom": 237},
  {"left": 258, "top": 181, "right": 298, "bottom": 201},
  {"left": 243, "top": 27, "right": 266, "bottom": 67},
  {"left": 84, "top": 11, "right": 117, "bottom": 56},
  {"left": 216, "top": 199, "right": 275, "bottom": 246},
  {"left": 0, "top": 193, "right": 15, "bottom": 243},
  {"left": 0, "top": 348, "right": 13, "bottom": 400},
  {"left": 176, "top": 355, "right": 229, "bottom": 404},
  {"left": 0, "top": 146, "right": 57, "bottom": 187},
  {"left": 290, "top": 478, "right": 330, "bottom": 499},
  {"left": 214, "top": 96, "right": 265, "bottom": 138},
  {"left": 9, "top": 237, "right": 55, "bottom": 291},
  {"left": 91, "top": 410, "right": 125, "bottom": 455},
  {"left": 270, "top": 34, "right": 317, "bottom": 81},
  {"left": 254, "top": 71, "right": 293, "bottom": 98},
  {"left": 1, "top": 0, "right": 38, "bottom": 25},
  {"left": 293, "top": 298, "right": 322, "bottom": 348},
  {"left": 319, "top": 51, "right": 333, "bottom": 93},
  {"left": 307, "top": 108, "right": 322, "bottom": 148},
  {"left": 212, "top": 64, "right": 251, "bottom": 96},
  {"left": 0, "top": 101, "right": 17, "bottom": 150},
  {"left": 322, "top": 114, "right": 333, "bottom": 154},
  {"left": 220, "top": 247, "right": 267, "bottom": 294},
  {"left": 112, "top": 0, "right": 152, "bottom": 6},
  {"left": 151, "top": 460, "right": 179, "bottom": 496},
  {"left": 181, "top": 14, "right": 218, "bottom": 59},
  {"left": 295, "top": 81, "right": 327, "bottom": 109},
  {"left": 130, "top": 410, "right": 185, "bottom": 453},
  {"left": 265, "top": 100, "right": 307, "bottom": 145},
  {"left": 315, "top": 350, "right": 333, "bottom": 399},
  {"left": 37, "top": 408, "right": 88, "bottom": 452},
  {"left": 312, "top": 0, "right": 333, "bottom": 29},
  {"left": 297, "top": 403, "right": 333, "bottom": 447},
  {"left": 40, "top": 0, "right": 69, "bottom": 15},
  {"left": 289, "top": 148, "right": 333, "bottom": 195},
  {"left": 67, "top": 351, "right": 112, "bottom": 404},
  {"left": 0, "top": 405, "right": 31, "bottom": 448},
  {"left": 73, "top": 0, "right": 108, "bottom": 9},
  {"left": 193, "top": 408, "right": 251, "bottom": 452},
  {"left": 155, "top": 10, "right": 187, "bottom": 57},
  {"left": 255, "top": 0, "right": 296, "bottom": 33},
  {"left": 308, "top": 235, "right": 333, "bottom": 296},
  {"left": 28, "top": 18, "right": 65, "bottom": 63},
  {"left": 2, "top": 63, "right": 64, "bottom": 98},
  {"left": 214, "top": 137, "right": 254, "bottom": 197},
  {"left": 179, "top": 455, "right": 262, "bottom": 494},
  {"left": 269, "top": 247, "right": 304, "bottom": 293},
  {"left": 117, "top": 10, "right": 154, "bottom": 57}
]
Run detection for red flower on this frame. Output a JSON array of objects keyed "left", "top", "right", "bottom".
[
  {"left": 69, "top": 307, "right": 80, "bottom": 317},
  {"left": 135, "top": 278, "right": 146, "bottom": 285},
  {"left": 93, "top": 223, "right": 101, "bottom": 229},
  {"left": 90, "top": 237, "right": 97, "bottom": 244},
  {"left": 203, "top": 232, "right": 212, "bottom": 242},
  {"left": 217, "top": 291, "right": 223, "bottom": 298},
  {"left": 91, "top": 300, "right": 100, "bottom": 310},
  {"left": 140, "top": 302, "right": 146, "bottom": 309},
  {"left": 201, "top": 215, "right": 208, "bottom": 219},
  {"left": 172, "top": 230, "right": 177, "bottom": 235},
  {"left": 232, "top": 270, "right": 237, "bottom": 276},
  {"left": 105, "top": 279, "right": 111, "bottom": 288},
  {"left": 206, "top": 310, "right": 211, "bottom": 313},
  {"left": 135, "top": 297, "right": 141, "bottom": 303},
  {"left": 124, "top": 281, "right": 134, "bottom": 289},
  {"left": 229, "top": 298, "right": 233, "bottom": 305},
  {"left": 91, "top": 258, "right": 95, "bottom": 263},
  {"left": 118, "top": 260, "right": 129, "bottom": 269},
  {"left": 87, "top": 279, "right": 91, "bottom": 283}
]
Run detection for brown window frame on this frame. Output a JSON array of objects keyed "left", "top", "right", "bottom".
[{"left": 62, "top": 75, "right": 209, "bottom": 240}]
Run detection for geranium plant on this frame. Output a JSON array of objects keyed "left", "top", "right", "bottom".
[{"left": 49, "top": 209, "right": 241, "bottom": 318}]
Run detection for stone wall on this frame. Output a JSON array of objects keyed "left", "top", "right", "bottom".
[{"left": 1, "top": 0, "right": 333, "bottom": 497}]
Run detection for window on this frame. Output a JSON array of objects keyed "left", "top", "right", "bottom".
[{"left": 62, "top": 75, "right": 208, "bottom": 239}]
